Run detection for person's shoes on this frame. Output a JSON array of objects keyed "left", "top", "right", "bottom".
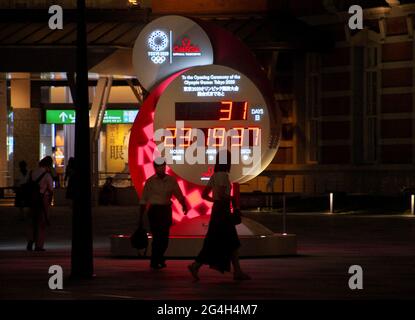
[
  {"left": 26, "top": 241, "right": 33, "bottom": 251},
  {"left": 188, "top": 263, "right": 200, "bottom": 281},
  {"left": 233, "top": 272, "right": 251, "bottom": 281},
  {"left": 34, "top": 247, "right": 46, "bottom": 252},
  {"left": 159, "top": 262, "right": 167, "bottom": 269}
]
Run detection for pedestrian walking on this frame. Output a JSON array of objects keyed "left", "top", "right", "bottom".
[
  {"left": 139, "top": 158, "right": 188, "bottom": 269},
  {"left": 188, "top": 150, "right": 251, "bottom": 281}
]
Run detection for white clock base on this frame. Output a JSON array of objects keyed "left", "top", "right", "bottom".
[{"left": 110, "top": 216, "right": 297, "bottom": 257}]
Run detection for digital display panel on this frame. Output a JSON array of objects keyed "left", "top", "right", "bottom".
[
  {"left": 175, "top": 101, "right": 248, "bottom": 121},
  {"left": 162, "top": 127, "right": 260, "bottom": 147},
  {"left": 129, "top": 18, "right": 281, "bottom": 221},
  {"left": 152, "top": 65, "right": 278, "bottom": 186}
]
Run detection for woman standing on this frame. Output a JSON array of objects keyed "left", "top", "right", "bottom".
[
  {"left": 27, "top": 156, "right": 54, "bottom": 251},
  {"left": 14, "top": 160, "right": 29, "bottom": 220},
  {"left": 188, "top": 151, "right": 251, "bottom": 281}
]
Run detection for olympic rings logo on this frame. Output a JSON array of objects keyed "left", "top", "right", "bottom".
[{"left": 151, "top": 56, "right": 167, "bottom": 64}]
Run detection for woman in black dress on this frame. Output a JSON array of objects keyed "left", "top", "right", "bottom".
[{"left": 188, "top": 151, "right": 251, "bottom": 281}]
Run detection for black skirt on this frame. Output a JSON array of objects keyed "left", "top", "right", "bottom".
[{"left": 195, "top": 200, "right": 241, "bottom": 273}]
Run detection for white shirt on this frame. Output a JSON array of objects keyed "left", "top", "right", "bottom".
[
  {"left": 207, "top": 172, "right": 231, "bottom": 201},
  {"left": 140, "top": 174, "right": 185, "bottom": 205},
  {"left": 31, "top": 167, "right": 53, "bottom": 195}
]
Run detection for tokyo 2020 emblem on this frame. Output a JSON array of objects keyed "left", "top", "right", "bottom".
[{"left": 148, "top": 30, "right": 169, "bottom": 64}]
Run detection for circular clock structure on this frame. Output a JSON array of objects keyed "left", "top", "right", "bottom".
[
  {"left": 128, "top": 64, "right": 280, "bottom": 221},
  {"left": 153, "top": 64, "right": 278, "bottom": 186},
  {"left": 113, "top": 15, "right": 297, "bottom": 258}
]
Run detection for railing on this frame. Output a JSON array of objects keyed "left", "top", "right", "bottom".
[
  {"left": 98, "top": 171, "right": 133, "bottom": 187},
  {"left": 251, "top": 167, "right": 415, "bottom": 195},
  {"left": 0, "top": 186, "right": 15, "bottom": 199},
  {"left": 0, "top": 170, "right": 12, "bottom": 190}
]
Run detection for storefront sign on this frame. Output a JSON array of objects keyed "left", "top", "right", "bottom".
[
  {"left": 46, "top": 110, "right": 138, "bottom": 124},
  {"left": 103, "top": 110, "right": 138, "bottom": 124},
  {"left": 106, "top": 124, "right": 131, "bottom": 173}
]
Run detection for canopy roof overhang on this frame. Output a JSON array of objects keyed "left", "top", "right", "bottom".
[{"left": 0, "top": 8, "right": 334, "bottom": 74}]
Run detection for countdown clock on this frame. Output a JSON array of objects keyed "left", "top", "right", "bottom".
[
  {"left": 129, "top": 64, "right": 279, "bottom": 221},
  {"left": 129, "top": 15, "right": 281, "bottom": 221},
  {"left": 153, "top": 64, "right": 276, "bottom": 185}
]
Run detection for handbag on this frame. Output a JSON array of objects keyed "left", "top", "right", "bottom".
[
  {"left": 131, "top": 227, "right": 148, "bottom": 250},
  {"left": 231, "top": 208, "right": 242, "bottom": 225}
]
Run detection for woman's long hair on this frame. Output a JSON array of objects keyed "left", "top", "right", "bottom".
[{"left": 39, "top": 156, "right": 53, "bottom": 168}]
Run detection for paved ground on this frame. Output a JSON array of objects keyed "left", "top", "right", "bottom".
[{"left": 0, "top": 204, "right": 414, "bottom": 300}]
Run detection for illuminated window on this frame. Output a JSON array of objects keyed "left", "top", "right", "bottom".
[
  {"left": 364, "top": 46, "right": 379, "bottom": 163},
  {"left": 305, "top": 52, "right": 321, "bottom": 163}
]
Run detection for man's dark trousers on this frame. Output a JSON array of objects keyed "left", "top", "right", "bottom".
[{"left": 148, "top": 204, "right": 172, "bottom": 267}]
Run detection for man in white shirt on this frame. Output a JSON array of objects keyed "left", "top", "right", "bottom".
[{"left": 139, "top": 158, "right": 188, "bottom": 269}]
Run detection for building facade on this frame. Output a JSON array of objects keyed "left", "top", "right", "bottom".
[{"left": 0, "top": 0, "right": 415, "bottom": 198}]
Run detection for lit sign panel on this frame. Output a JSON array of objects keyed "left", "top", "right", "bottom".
[
  {"left": 133, "top": 15, "right": 214, "bottom": 91},
  {"left": 46, "top": 110, "right": 138, "bottom": 124},
  {"left": 46, "top": 110, "right": 76, "bottom": 124}
]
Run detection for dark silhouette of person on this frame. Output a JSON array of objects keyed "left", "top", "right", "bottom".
[
  {"left": 50, "top": 147, "right": 60, "bottom": 188},
  {"left": 188, "top": 150, "right": 251, "bottom": 281},
  {"left": 27, "top": 156, "right": 54, "bottom": 251},
  {"left": 64, "top": 157, "right": 76, "bottom": 200},
  {"left": 139, "top": 158, "right": 188, "bottom": 269},
  {"left": 14, "top": 160, "right": 29, "bottom": 217},
  {"left": 99, "top": 177, "right": 117, "bottom": 205}
]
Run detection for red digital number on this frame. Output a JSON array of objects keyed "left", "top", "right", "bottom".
[
  {"left": 164, "top": 128, "right": 177, "bottom": 147},
  {"left": 243, "top": 101, "right": 248, "bottom": 120},
  {"left": 231, "top": 127, "right": 244, "bottom": 147},
  {"left": 219, "top": 101, "right": 232, "bottom": 121},
  {"left": 178, "top": 128, "right": 192, "bottom": 147},
  {"left": 208, "top": 128, "right": 226, "bottom": 147},
  {"left": 248, "top": 127, "right": 260, "bottom": 146}
]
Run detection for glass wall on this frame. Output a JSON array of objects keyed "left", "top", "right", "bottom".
[{"left": 40, "top": 122, "right": 133, "bottom": 188}]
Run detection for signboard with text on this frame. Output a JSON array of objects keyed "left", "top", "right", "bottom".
[{"left": 45, "top": 110, "right": 138, "bottom": 124}]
